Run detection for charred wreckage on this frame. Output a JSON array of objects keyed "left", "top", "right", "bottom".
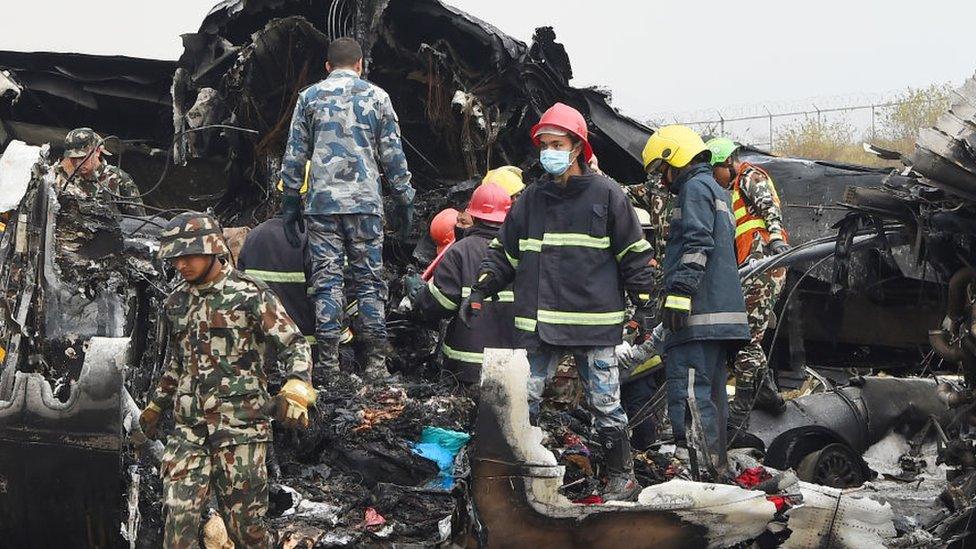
[{"left": 1, "top": 0, "right": 976, "bottom": 547}]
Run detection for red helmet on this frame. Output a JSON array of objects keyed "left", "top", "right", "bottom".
[
  {"left": 530, "top": 102, "right": 593, "bottom": 162},
  {"left": 466, "top": 183, "right": 511, "bottom": 224},
  {"left": 429, "top": 208, "right": 459, "bottom": 253}
]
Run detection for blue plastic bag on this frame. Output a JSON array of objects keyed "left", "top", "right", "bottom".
[{"left": 411, "top": 427, "right": 471, "bottom": 490}]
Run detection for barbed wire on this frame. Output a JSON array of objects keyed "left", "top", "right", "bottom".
[{"left": 664, "top": 98, "right": 941, "bottom": 152}]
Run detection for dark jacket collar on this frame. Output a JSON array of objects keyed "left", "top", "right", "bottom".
[
  {"left": 465, "top": 223, "right": 500, "bottom": 240},
  {"left": 539, "top": 166, "right": 599, "bottom": 198},
  {"left": 668, "top": 162, "right": 712, "bottom": 194}
]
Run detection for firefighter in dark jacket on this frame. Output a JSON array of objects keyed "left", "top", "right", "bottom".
[
  {"left": 414, "top": 183, "right": 515, "bottom": 385},
  {"left": 238, "top": 177, "right": 318, "bottom": 377},
  {"left": 461, "top": 103, "right": 656, "bottom": 501},
  {"left": 641, "top": 125, "right": 750, "bottom": 470}
]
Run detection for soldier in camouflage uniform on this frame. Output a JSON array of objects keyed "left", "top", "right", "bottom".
[
  {"left": 54, "top": 127, "right": 146, "bottom": 217},
  {"left": 280, "top": 37, "right": 415, "bottom": 381},
  {"left": 625, "top": 176, "right": 670, "bottom": 284},
  {"left": 139, "top": 212, "right": 315, "bottom": 548},
  {"left": 707, "top": 138, "right": 789, "bottom": 429}
]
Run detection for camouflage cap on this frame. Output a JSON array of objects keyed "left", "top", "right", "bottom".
[
  {"left": 64, "top": 127, "right": 111, "bottom": 159},
  {"left": 158, "top": 212, "right": 229, "bottom": 260}
]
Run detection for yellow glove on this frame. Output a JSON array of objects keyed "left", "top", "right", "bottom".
[
  {"left": 275, "top": 379, "right": 316, "bottom": 430},
  {"left": 139, "top": 402, "right": 161, "bottom": 439}
]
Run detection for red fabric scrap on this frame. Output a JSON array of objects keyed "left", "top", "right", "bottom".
[
  {"left": 734, "top": 466, "right": 772, "bottom": 489},
  {"left": 766, "top": 495, "right": 787, "bottom": 512},
  {"left": 363, "top": 507, "right": 386, "bottom": 529},
  {"left": 572, "top": 494, "right": 605, "bottom": 505}
]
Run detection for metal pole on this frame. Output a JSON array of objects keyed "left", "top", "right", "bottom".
[
  {"left": 871, "top": 105, "right": 876, "bottom": 139},
  {"left": 764, "top": 106, "right": 773, "bottom": 151}
]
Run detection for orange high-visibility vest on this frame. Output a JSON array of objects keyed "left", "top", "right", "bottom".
[{"left": 730, "top": 163, "right": 787, "bottom": 265}]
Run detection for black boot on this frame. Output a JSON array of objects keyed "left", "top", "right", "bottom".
[
  {"left": 753, "top": 372, "right": 786, "bottom": 414},
  {"left": 728, "top": 384, "right": 754, "bottom": 432},
  {"left": 599, "top": 427, "right": 640, "bottom": 501},
  {"left": 359, "top": 336, "right": 392, "bottom": 381},
  {"left": 313, "top": 336, "right": 340, "bottom": 388}
]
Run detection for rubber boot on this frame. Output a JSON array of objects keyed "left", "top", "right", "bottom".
[
  {"left": 360, "top": 336, "right": 392, "bottom": 381},
  {"left": 313, "top": 336, "right": 340, "bottom": 388},
  {"left": 599, "top": 427, "right": 640, "bottom": 501},
  {"left": 728, "top": 384, "right": 754, "bottom": 432},
  {"left": 753, "top": 372, "right": 787, "bottom": 414}
]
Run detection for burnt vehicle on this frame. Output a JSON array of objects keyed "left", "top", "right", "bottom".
[{"left": 0, "top": 144, "right": 168, "bottom": 546}]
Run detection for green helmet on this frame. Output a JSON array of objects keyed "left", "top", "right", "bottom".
[
  {"left": 64, "top": 127, "right": 111, "bottom": 159},
  {"left": 705, "top": 137, "right": 739, "bottom": 166},
  {"left": 158, "top": 212, "right": 229, "bottom": 260}
]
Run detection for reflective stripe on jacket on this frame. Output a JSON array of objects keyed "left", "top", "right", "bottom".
[
  {"left": 663, "top": 163, "right": 750, "bottom": 349},
  {"left": 237, "top": 217, "right": 315, "bottom": 338},
  {"left": 415, "top": 224, "right": 515, "bottom": 383},
  {"left": 731, "top": 163, "right": 787, "bottom": 265},
  {"left": 480, "top": 169, "right": 655, "bottom": 348}
]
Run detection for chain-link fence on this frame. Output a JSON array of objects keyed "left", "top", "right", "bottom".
[{"left": 649, "top": 92, "right": 944, "bottom": 152}]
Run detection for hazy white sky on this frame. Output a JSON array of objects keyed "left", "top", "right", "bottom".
[{"left": 1, "top": 0, "right": 973, "bottom": 120}]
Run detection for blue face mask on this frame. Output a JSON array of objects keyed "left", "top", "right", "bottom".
[{"left": 540, "top": 149, "right": 573, "bottom": 175}]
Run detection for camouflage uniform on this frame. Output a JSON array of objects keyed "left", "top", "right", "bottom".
[
  {"left": 57, "top": 127, "right": 146, "bottom": 217},
  {"left": 306, "top": 215, "right": 386, "bottom": 341},
  {"left": 732, "top": 167, "right": 787, "bottom": 388},
  {"left": 625, "top": 177, "right": 671, "bottom": 275},
  {"left": 528, "top": 345, "right": 627, "bottom": 430},
  {"left": 280, "top": 68, "right": 414, "bottom": 366},
  {"left": 151, "top": 214, "right": 312, "bottom": 548}
]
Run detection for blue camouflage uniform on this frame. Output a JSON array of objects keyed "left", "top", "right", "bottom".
[
  {"left": 280, "top": 68, "right": 414, "bottom": 352},
  {"left": 661, "top": 162, "right": 750, "bottom": 457}
]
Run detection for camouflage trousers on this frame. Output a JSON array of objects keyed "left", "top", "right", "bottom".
[
  {"left": 528, "top": 345, "right": 627, "bottom": 430},
  {"left": 732, "top": 267, "right": 786, "bottom": 386},
  {"left": 306, "top": 214, "right": 387, "bottom": 344},
  {"left": 162, "top": 438, "right": 269, "bottom": 549}
]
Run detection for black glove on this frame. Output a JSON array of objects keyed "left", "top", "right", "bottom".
[
  {"left": 459, "top": 287, "right": 487, "bottom": 328},
  {"left": 632, "top": 292, "right": 656, "bottom": 332},
  {"left": 281, "top": 191, "right": 305, "bottom": 249},
  {"left": 661, "top": 293, "right": 692, "bottom": 332},
  {"left": 392, "top": 202, "right": 415, "bottom": 241},
  {"left": 768, "top": 239, "right": 790, "bottom": 255},
  {"left": 403, "top": 273, "right": 424, "bottom": 302}
]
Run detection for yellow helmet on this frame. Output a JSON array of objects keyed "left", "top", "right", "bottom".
[
  {"left": 641, "top": 125, "right": 709, "bottom": 172},
  {"left": 482, "top": 166, "right": 524, "bottom": 197},
  {"left": 276, "top": 160, "right": 311, "bottom": 194}
]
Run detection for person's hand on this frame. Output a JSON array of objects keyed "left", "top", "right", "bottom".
[
  {"left": 403, "top": 274, "right": 424, "bottom": 301},
  {"left": 281, "top": 191, "right": 304, "bottom": 248},
  {"left": 633, "top": 293, "right": 656, "bottom": 332},
  {"left": 458, "top": 288, "right": 486, "bottom": 328},
  {"left": 392, "top": 203, "right": 414, "bottom": 240},
  {"left": 139, "top": 403, "right": 161, "bottom": 439},
  {"left": 661, "top": 293, "right": 691, "bottom": 332},
  {"left": 769, "top": 239, "right": 790, "bottom": 255},
  {"left": 274, "top": 379, "right": 317, "bottom": 430}
]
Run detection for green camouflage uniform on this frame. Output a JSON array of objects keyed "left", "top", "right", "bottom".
[
  {"left": 151, "top": 214, "right": 312, "bottom": 549},
  {"left": 625, "top": 177, "right": 670, "bottom": 283},
  {"left": 733, "top": 166, "right": 787, "bottom": 388},
  {"left": 56, "top": 127, "right": 146, "bottom": 217}
]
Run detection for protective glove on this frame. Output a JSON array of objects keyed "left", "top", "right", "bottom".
[
  {"left": 458, "top": 288, "right": 486, "bottom": 329},
  {"left": 403, "top": 273, "right": 424, "bottom": 302},
  {"left": 632, "top": 292, "right": 656, "bottom": 332},
  {"left": 274, "top": 378, "right": 317, "bottom": 430},
  {"left": 139, "top": 402, "right": 161, "bottom": 439},
  {"left": 281, "top": 191, "right": 305, "bottom": 249},
  {"left": 391, "top": 202, "right": 415, "bottom": 241},
  {"left": 661, "top": 293, "right": 692, "bottom": 332},
  {"left": 768, "top": 239, "right": 790, "bottom": 255}
]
